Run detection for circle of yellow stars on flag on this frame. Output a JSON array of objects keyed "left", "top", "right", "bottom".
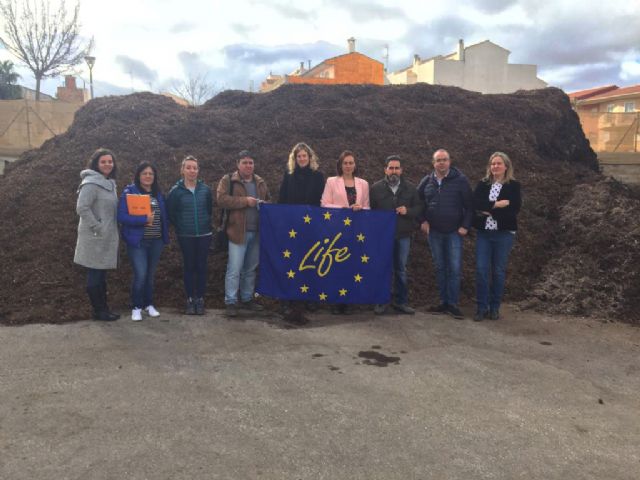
[{"left": 280, "top": 210, "right": 371, "bottom": 301}]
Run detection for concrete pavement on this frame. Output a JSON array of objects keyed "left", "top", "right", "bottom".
[{"left": 1, "top": 305, "right": 639, "bottom": 479}]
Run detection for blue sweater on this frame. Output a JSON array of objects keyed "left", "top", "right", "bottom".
[
  {"left": 417, "top": 167, "right": 473, "bottom": 234},
  {"left": 117, "top": 184, "right": 170, "bottom": 247}
]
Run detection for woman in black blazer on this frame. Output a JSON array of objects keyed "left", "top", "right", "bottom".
[{"left": 472, "top": 152, "right": 521, "bottom": 321}]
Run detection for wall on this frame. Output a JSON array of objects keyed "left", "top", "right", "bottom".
[
  {"left": 0, "top": 155, "right": 17, "bottom": 175},
  {"left": 0, "top": 98, "right": 81, "bottom": 156},
  {"left": 390, "top": 41, "right": 547, "bottom": 94},
  {"left": 577, "top": 111, "right": 639, "bottom": 152},
  {"left": 506, "top": 64, "right": 547, "bottom": 92},
  {"left": 598, "top": 153, "right": 640, "bottom": 184},
  {"left": 461, "top": 44, "right": 509, "bottom": 93},
  {"left": 432, "top": 57, "right": 464, "bottom": 88},
  {"left": 286, "top": 53, "right": 384, "bottom": 86},
  {"left": 594, "top": 97, "right": 639, "bottom": 113}
]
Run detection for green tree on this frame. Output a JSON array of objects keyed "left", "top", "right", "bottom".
[
  {"left": 0, "top": 59, "right": 21, "bottom": 99},
  {"left": 0, "top": 0, "right": 92, "bottom": 100}
]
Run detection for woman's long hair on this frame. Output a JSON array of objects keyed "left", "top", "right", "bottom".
[
  {"left": 483, "top": 151, "right": 515, "bottom": 184},
  {"left": 87, "top": 148, "right": 117, "bottom": 179},
  {"left": 287, "top": 142, "right": 319, "bottom": 174},
  {"left": 134, "top": 162, "right": 160, "bottom": 196}
]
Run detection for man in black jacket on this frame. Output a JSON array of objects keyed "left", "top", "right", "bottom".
[
  {"left": 417, "top": 149, "right": 473, "bottom": 319},
  {"left": 370, "top": 155, "right": 422, "bottom": 315}
]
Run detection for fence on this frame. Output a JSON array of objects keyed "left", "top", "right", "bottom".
[
  {"left": 0, "top": 98, "right": 81, "bottom": 156},
  {"left": 578, "top": 111, "right": 640, "bottom": 153}
]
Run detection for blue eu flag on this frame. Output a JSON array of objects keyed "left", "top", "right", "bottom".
[{"left": 257, "top": 204, "right": 396, "bottom": 304}]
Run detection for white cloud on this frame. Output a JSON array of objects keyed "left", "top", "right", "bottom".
[
  {"left": 2, "top": 0, "right": 637, "bottom": 96},
  {"left": 621, "top": 60, "right": 640, "bottom": 81}
]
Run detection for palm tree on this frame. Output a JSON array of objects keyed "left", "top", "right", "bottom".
[
  {"left": 0, "top": 60, "right": 21, "bottom": 99},
  {"left": 0, "top": 60, "right": 20, "bottom": 84}
]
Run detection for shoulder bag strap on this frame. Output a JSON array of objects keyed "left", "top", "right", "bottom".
[{"left": 220, "top": 174, "right": 234, "bottom": 228}]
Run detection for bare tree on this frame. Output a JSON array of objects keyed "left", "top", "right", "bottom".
[
  {"left": 171, "top": 73, "right": 221, "bottom": 106},
  {"left": 0, "top": 0, "right": 93, "bottom": 100}
]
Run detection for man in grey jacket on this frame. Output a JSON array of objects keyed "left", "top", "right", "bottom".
[{"left": 370, "top": 155, "right": 422, "bottom": 315}]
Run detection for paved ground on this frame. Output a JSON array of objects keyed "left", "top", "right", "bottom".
[{"left": 1, "top": 305, "right": 639, "bottom": 480}]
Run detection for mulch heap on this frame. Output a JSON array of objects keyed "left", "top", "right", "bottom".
[{"left": 1, "top": 83, "right": 639, "bottom": 325}]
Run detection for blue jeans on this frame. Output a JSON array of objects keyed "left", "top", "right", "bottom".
[
  {"left": 428, "top": 230, "right": 463, "bottom": 306},
  {"left": 177, "top": 235, "right": 212, "bottom": 298},
  {"left": 127, "top": 238, "right": 164, "bottom": 308},
  {"left": 393, "top": 237, "right": 411, "bottom": 305},
  {"left": 225, "top": 231, "right": 260, "bottom": 305},
  {"left": 475, "top": 230, "right": 515, "bottom": 312}
]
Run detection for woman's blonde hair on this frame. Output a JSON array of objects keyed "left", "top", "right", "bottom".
[
  {"left": 287, "top": 142, "right": 319, "bottom": 174},
  {"left": 180, "top": 155, "right": 199, "bottom": 177},
  {"left": 484, "top": 151, "right": 515, "bottom": 183}
]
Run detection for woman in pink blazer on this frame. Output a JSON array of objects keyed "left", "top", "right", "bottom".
[
  {"left": 321, "top": 150, "right": 369, "bottom": 315},
  {"left": 321, "top": 150, "right": 370, "bottom": 210}
]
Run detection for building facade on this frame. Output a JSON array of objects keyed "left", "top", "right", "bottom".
[
  {"left": 570, "top": 84, "right": 640, "bottom": 153},
  {"left": 56, "top": 76, "right": 89, "bottom": 103},
  {"left": 387, "top": 39, "right": 547, "bottom": 94},
  {"left": 260, "top": 38, "right": 384, "bottom": 93}
]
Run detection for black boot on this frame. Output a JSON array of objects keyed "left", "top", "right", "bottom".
[
  {"left": 87, "top": 286, "right": 117, "bottom": 321},
  {"left": 100, "top": 281, "right": 120, "bottom": 320}
]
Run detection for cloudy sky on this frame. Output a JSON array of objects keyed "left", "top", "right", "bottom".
[{"left": 1, "top": 0, "right": 639, "bottom": 97}]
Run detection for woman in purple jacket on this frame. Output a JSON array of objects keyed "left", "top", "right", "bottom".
[{"left": 117, "top": 162, "right": 170, "bottom": 321}]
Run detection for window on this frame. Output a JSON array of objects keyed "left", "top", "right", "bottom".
[
  {"left": 607, "top": 104, "right": 615, "bottom": 113},
  {"left": 624, "top": 102, "right": 635, "bottom": 112}
]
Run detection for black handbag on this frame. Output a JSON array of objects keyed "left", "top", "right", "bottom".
[{"left": 212, "top": 174, "right": 233, "bottom": 254}]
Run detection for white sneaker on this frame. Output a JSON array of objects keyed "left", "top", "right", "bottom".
[
  {"left": 145, "top": 305, "right": 160, "bottom": 317},
  {"left": 131, "top": 308, "right": 143, "bottom": 321}
]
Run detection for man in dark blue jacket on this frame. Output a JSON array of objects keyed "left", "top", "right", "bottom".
[{"left": 418, "top": 149, "right": 472, "bottom": 319}]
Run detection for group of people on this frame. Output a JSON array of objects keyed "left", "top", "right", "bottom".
[{"left": 73, "top": 143, "right": 521, "bottom": 323}]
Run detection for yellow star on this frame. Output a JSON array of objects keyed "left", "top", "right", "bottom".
[
  {"left": 361, "top": 254, "right": 369, "bottom": 263},
  {"left": 319, "top": 292, "right": 328, "bottom": 301},
  {"left": 343, "top": 217, "right": 352, "bottom": 226},
  {"left": 339, "top": 288, "right": 348, "bottom": 296},
  {"left": 283, "top": 249, "right": 291, "bottom": 258},
  {"left": 356, "top": 233, "right": 365, "bottom": 242},
  {"left": 354, "top": 274, "right": 363, "bottom": 283},
  {"left": 287, "top": 270, "right": 295, "bottom": 279},
  {"left": 288, "top": 229, "right": 297, "bottom": 238},
  {"left": 303, "top": 214, "right": 311, "bottom": 224},
  {"left": 300, "top": 284, "right": 309, "bottom": 293},
  {"left": 323, "top": 211, "right": 332, "bottom": 220}
]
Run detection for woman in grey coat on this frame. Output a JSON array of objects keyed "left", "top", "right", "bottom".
[{"left": 74, "top": 148, "right": 120, "bottom": 321}]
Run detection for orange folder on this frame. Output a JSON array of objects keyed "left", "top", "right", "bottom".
[{"left": 126, "top": 194, "right": 151, "bottom": 216}]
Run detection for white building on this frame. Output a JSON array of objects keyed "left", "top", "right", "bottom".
[{"left": 387, "top": 39, "right": 547, "bottom": 94}]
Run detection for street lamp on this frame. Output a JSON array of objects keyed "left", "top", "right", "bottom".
[{"left": 84, "top": 55, "right": 96, "bottom": 100}]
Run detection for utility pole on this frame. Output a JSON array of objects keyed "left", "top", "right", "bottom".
[{"left": 383, "top": 44, "right": 389, "bottom": 72}]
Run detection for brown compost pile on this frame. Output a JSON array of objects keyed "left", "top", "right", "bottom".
[{"left": 1, "top": 83, "right": 637, "bottom": 325}]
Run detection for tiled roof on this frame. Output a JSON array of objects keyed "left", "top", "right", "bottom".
[
  {"left": 586, "top": 84, "right": 640, "bottom": 101},
  {"left": 567, "top": 85, "right": 618, "bottom": 100}
]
